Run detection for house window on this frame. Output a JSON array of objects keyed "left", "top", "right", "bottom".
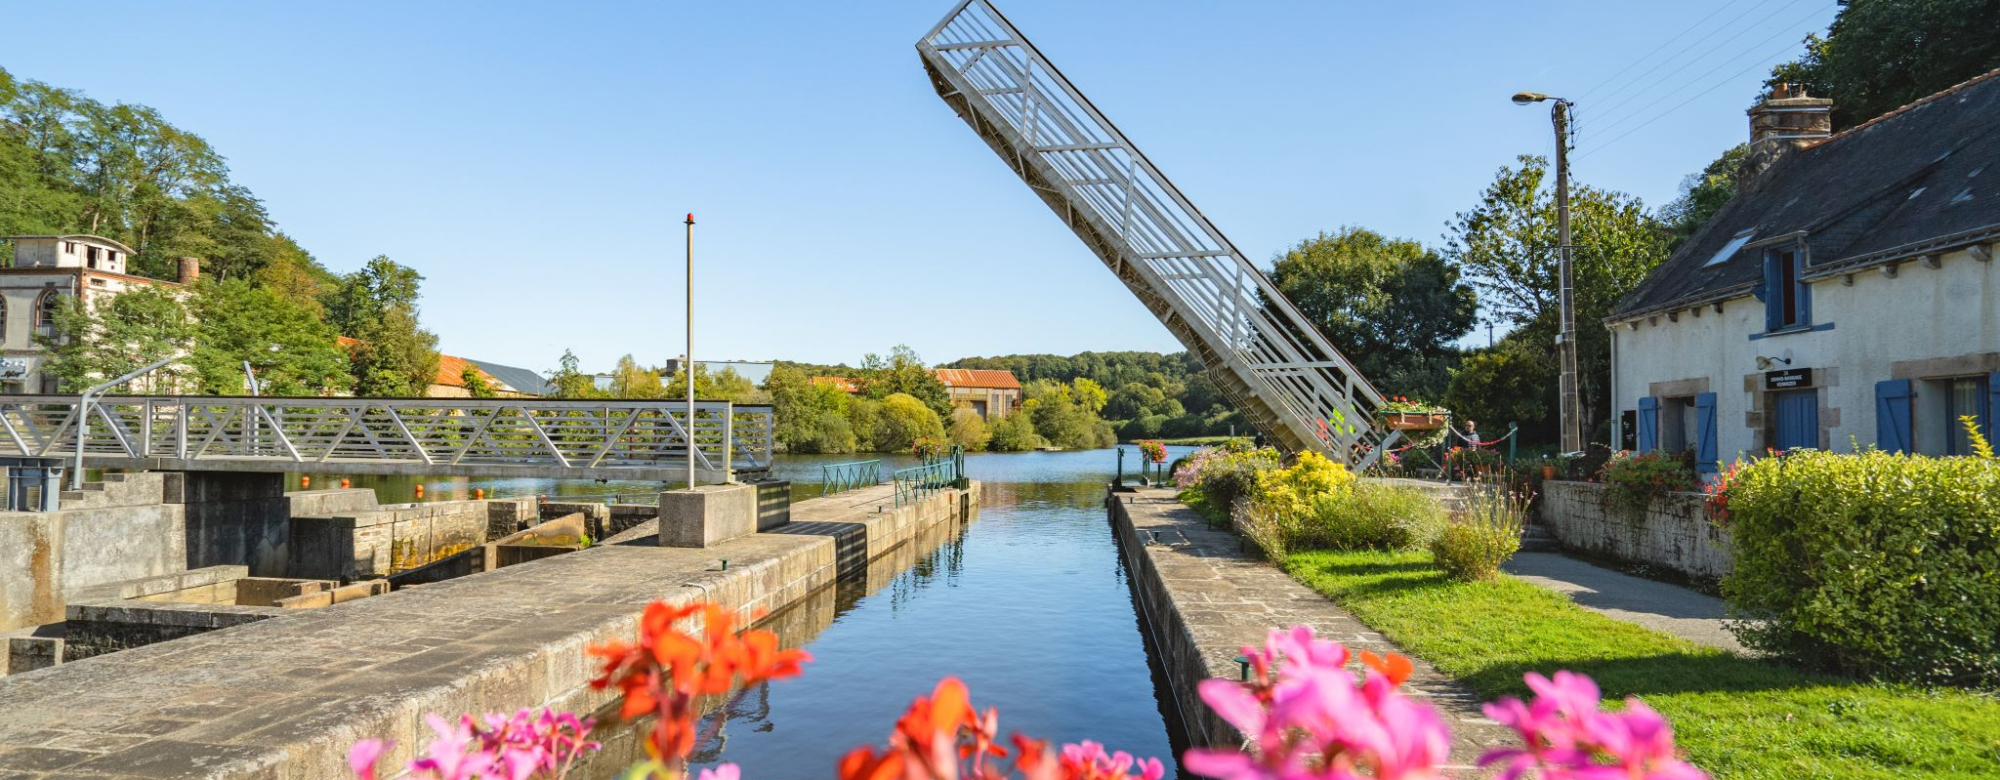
[
  {"left": 1659, "top": 397, "right": 1695, "bottom": 453},
  {"left": 1945, "top": 376, "right": 1991, "bottom": 456},
  {"left": 34, "top": 291, "right": 61, "bottom": 339},
  {"left": 63, "top": 242, "right": 75, "bottom": 254},
  {"left": 1763, "top": 249, "right": 1809, "bottom": 330},
  {"left": 86, "top": 247, "right": 99, "bottom": 268},
  {"left": 1704, "top": 230, "right": 1754, "bottom": 267}
]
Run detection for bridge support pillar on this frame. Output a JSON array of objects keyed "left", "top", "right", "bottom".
[
  {"left": 658, "top": 481, "right": 790, "bottom": 548},
  {"left": 177, "top": 472, "right": 291, "bottom": 576}
]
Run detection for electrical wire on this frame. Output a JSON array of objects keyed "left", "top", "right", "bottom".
[
  {"left": 1583, "top": 5, "right": 1833, "bottom": 144},
  {"left": 1573, "top": 0, "right": 1774, "bottom": 104},
  {"left": 1578, "top": 45, "right": 1808, "bottom": 159},
  {"left": 1587, "top": 0, "right": 1823, "bottom": 129}
]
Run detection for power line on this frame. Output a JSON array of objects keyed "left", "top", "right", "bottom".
[
  {"left": 1578, "top": 45, "right": 1806, "bottom": 159},
  {"left": 1583, "top": 5, "right": 1833, "bottom": 143},
  {"left": 1587, "top": 0, "right": 1821, "bottom": 128},
  {"left": 1573, "top": 0, "right": 1773, "bottom": 104}
]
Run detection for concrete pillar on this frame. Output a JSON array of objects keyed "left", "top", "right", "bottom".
[
  {"left": 659, "top": 481, "right": 790, "bottom": 548},
  {"left": 177, "top": 472, "right": 291, "bottom": 576}
]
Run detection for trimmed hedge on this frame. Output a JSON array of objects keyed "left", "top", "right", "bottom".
[{"left": 1722, "top": 449, "right": 2000, "bottom": 686}]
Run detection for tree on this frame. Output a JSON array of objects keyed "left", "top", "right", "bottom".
[
  {"left": 1268, "top": 227, "right": 1476, "bottom": 399},
  {"left": 1443, "top": 155, "right": 1668, "bottom": 442},
  {"left": 37, "top": 286, "right": 194, "bottom": 393},
  {"left": 188, "top": 278, "right": 350, "bottom": 396},
  {"left": 1658, "top": 144, "right": 1749, "bottom": 251},
  {"left": 860, "top": 345, "right": 953, "bottom": 419},
  {"left": 610, "top": 355, "right": 664, "bottom": 398},
  {"left": 349, "top": 307, "right": 439, "bottom": 397},
  {"left": 663, "top": 364, "right": 759, "bottom": 404},
  {"left": 1768, "top": 0, "right": 2000, "bottom": 130},
  {"left": 765, "top": 366, "right": 858, "bottom": 453},
  {"left": 987, "top": 413, "right": 1042, "bottom": 451},
  {"left": 872, "top": 393, "right": 946, "bottom": 453},
  {"left": 948, "top": 407, "right": 990, "bottom": 452},
  {"left": 1024, "top": 380, "right": 1114, "bottom": 450},
  {"left": 462, "top": 367, "right": 496, "bottom": 398},
  {"left": 325, "top": 256, "right": 423, "bottom": 338},
  {"left": 1443, "top": 334, "right": 1558, "bottom": 444},
  {"left": 547, "top": 350, "right": 599, "bottom": 399}
]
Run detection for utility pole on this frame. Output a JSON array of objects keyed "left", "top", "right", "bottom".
[
  {"left": 1553, "top": 100, "right": 1581, "bottom": 455},
  {"left": 685, "top": 212, "right": 696, "bottom": 491},
  {"left": 1512, "top": 90, "right": 1581, "bottom": 454}
]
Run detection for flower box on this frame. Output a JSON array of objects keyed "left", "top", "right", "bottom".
[{"left": 1386, "top": 412, "right": 1447, "bottom": 431}]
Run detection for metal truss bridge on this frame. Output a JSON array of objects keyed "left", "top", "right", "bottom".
[
  {"left": 0, "top": 396, "right": 773, "bottom": 483},
  {"left": 918, "top": 1, "right": 1399, "bottom": 467}
]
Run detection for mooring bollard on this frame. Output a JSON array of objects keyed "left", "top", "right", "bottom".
[
  {"left": 474, "top": 488, "right": 485, "bottom": 500},
  {"left": 414, "top": 484, "right": 424, "bottom": 499}
]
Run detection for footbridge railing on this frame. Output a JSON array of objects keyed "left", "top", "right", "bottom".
[
  {"left": 918, "top": 1, "right": 1400, "bottom": 468},
  {"left": 0, "top": 395, "right": 774, "bottom": 482}
]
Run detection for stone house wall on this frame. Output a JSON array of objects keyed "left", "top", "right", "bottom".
[{"left": 1538, "top": 480, "right": 1733, "bottom": 581}]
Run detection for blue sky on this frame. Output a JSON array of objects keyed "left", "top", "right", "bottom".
[{"left": 4, "top": 0, "right": 1837, "bottom": 373}]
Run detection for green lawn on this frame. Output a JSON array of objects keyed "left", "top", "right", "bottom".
[{"left": 1284, "top": 550, "right": 2000, "bottom": 780}]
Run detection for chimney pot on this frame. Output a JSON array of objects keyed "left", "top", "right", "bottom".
[
  {"left": 1738, "top": 85, "right": 1834, "bottom": 193},
  {"left": 177, "top": 257, "right": 201, "bottom": 285}
]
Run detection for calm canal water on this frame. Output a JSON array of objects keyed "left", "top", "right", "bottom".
[{"left": 301, "top": 447, "right": 1194, "bottom": 777}]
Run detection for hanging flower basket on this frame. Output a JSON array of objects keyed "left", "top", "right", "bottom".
[{"left": 1386, "top": 412, "right": 1447, "bottom": 431}]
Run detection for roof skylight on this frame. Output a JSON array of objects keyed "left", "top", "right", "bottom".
[{"left": 1704, "top": 230, "right": 1755, "bottom": 267}]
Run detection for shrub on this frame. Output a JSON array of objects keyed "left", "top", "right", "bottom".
[
  {"left": 1721, "top": 448, "right": 2000, "bottom": 686},
  {"left": 1250, "top": 451, "right": 1356, "bottom": 521},
  {"left": 1173, "top": 444, "right": 1280, "bottom": 525},
  {"left": 1442, "top": 446, "right": 1502, "bottom": 481},
  {"left": 947, "top": 407, "right": 989, "bottom": 451},
  {"left": 986, "top": 412, "right": 1042, "bottom": 451},
  {"left": 1282, "top": 484, "right": 1448, "bottom": 553},
  {"left": 1431, "top": 480, "right": 1526, "bottom": 581},
  {"left": 1599, "top": 450, "right": 1699, "bottom": 515}
]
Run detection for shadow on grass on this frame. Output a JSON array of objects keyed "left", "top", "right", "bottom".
[
  {"left": 1284, "top": 555, "right": 1445, "bottom": 599},
  {"left": 1460, "top": 651, "right": 1830, "bottom": 701}
]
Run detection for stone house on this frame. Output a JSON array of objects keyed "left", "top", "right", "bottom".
[
  {"left": 934, "top": 368, "right": 1021, "bottom": 420},
  {"left": 0, "top": 235, "right": 198, "bottom": 394},
  {"left": 1609, "top": 71, "right": 2000, "bottom": 472}
]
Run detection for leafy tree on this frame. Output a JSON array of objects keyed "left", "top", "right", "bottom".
[
  {"left": 860, "top": 345, "right": 952, "bottom": 419},
  {"left": 872, "top": 393, "right": 946, "bottom": 453},
  {"left": 609, "top": 354, "right": 664, "bottom": 398},
  {"left": 462, "top": 367, "right": 496, "bottom": 398},
  {"left": 948, "top": 407, "right": 990, "bottom": 452},
  {"left": 1106, "top": 382, "right": 1183, "bottom": 420},
  {"left": 765, "top": 366, "right": 858, "bottom": 453},
  {"left": 1443, "top": 155, "right": 1668, "bottom": 441},
  {"left": 987, "top": 413, "right": 1042, "bottom": 451},
  {"left": 325, "top": 256, "right": 423, "bottom": 338},
  {"left": 1443, "top": 335, "right": 1558, "bottom": 444},
  {"left": 1268, "top": 227, "right": 1476, "bottom": 399},
  {"left": 1768, "top": 0, "right": 2000, "bottom": 130},
  {"left": 348, "top": 307, "right": 439, "bottom": 397},
  {"left": 1659, "top": 144, "right": 1749, "bottom": 251},
  {"left": 37, "top": 286, "right": 194, "bottom": 393},
  {"left": 1024, "top": 380, "right": 1114, "bottom": 450},
  {"left": 663, "top": 364, "right": 760, "bottom": 404},
  {"left": 547, "top": 350, "right": 600, "bottom": 399},
  {"left": 188, "top": 278, "right": 349, "bottom": 396}
]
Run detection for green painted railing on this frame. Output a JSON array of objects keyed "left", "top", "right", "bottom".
[
  {"left": 820, "top": 459, "right": 882, "bottom": 496},
  {"left": 892, "top": 447, "right": 964, "bottom": 507}
]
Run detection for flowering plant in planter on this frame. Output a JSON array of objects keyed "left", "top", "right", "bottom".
[
  {"left": 1137, "top": 440, "right": 1168, "bottom": 464},
  {"left": 1600, "top": 451, "right": 1700, "bottom": 517}
]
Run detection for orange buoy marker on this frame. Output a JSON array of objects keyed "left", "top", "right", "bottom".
[
  {"left": 340, "top": 478, "right": 351, "bottom": 489},
  {"left": 474, "top": 488, "right": 485, "bottom": 500},
  {"left": 301, "top": 476, "right": 311, "bottom": 488},
  {"left": 415, "top": 484, "right": 425, "bottom": 499}
]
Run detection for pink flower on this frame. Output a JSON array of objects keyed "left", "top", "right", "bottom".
[
  {"left": 412, "top": 715, "right": 495, "bottom": 780},
  {"left": 695, "top": 764, "right": 742, "bottom": 780},
  {"left": 349, "top": 739, "right": 390, "bottom": 780}
]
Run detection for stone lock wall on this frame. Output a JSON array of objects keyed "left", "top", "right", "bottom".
[
  {"left": 1538, "top": 481, "right": 1734, "bottom": 581},
  {"left": 290, "top": 500, "right": 495, "bottom": 580}
]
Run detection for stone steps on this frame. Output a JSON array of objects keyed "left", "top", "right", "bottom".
[{"left": 1519, "top": 523, "right": 1561, "bottom": 552}]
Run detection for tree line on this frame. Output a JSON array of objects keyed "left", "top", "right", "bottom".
[{"left": 2, "top": 66, "right": 443, "bottom": 396}]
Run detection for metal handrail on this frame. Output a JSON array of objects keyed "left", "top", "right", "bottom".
[
  {"left": 892, "top": 459, "right": 956, "bottom": 507},
  {"left": 0, "top": 395, "right": 773, "bottom": 479},
  {"left": 820, "top": 459, "right": 882, "bottom": 496}
]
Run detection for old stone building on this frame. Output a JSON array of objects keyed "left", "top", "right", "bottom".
[
  {"left": 934, "top": 368, "right": 1021, "bottom": 419},
  {"left": 1610, "top": 71, "right": 2000, "bottom": 470},
  {"left": 0, "top": 235, "right": 197, "bottom": 393}
]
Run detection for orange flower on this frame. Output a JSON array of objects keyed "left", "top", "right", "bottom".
[{"left": 1359, "top": 650, "right": 1415, "bottom": 687}]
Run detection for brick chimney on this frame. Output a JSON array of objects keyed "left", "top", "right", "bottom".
[
  {"left": 1739, "top": 84, "right": 1833, "bottom": 192},
  {"left": 176, "top": 256, "right": 201, "bottom": 285}
]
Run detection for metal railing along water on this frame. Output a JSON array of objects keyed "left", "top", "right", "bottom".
[
  {"left": 0, "top": 395, "right": 774, "bottom": 481},
  {"left": 892, "top": 447, "right": 964, "bottom": 507},
  {"left": 820, "top": 459, "right": 882, "bottom": 496}
]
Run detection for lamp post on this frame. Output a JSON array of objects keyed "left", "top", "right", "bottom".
[
  {"left": 1512, "top": 91, "right": 1581, "bottom": 455},
  {"left": 684, "top": 212, "right": 696, "bottom": 491}
]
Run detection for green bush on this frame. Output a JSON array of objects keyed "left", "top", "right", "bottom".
[
  {"left": 1283, "top": 484, "right": 1448, "bottom": 553},
  {"left": 1600, "top": 450, "right": 1699, "bottom": 515},
  {"left": 1430, "top": 479, "right": 1526, "bottom": 581},
  {"left": 1721, "top": 449, "right": 2000, "bottom": 686}
]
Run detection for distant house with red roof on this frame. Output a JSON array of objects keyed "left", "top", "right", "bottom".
[
  {"left": 812, "top": 375, "right": 862, "bottom": 394},
  {"left": 337, "top": 336, "right": 547, "bottom": 398},
  {"left": 934, "top": 368, "right": 1021, "bottom": 419}
]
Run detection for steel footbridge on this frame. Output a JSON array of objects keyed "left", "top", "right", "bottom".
[
  {"left": 0, "top": 396, "right": 773, "bottom": 483},
  {"left": 918, "top": 1, "right": 1399, "bottom": 466}
]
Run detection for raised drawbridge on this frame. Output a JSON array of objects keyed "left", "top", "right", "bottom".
[{"left": 917, "top": 1, "right": 1399, "bottom": 466}]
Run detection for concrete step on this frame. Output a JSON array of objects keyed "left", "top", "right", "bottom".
[{"left": 1519, "top": 523, "right": 1561, "bottom": 552}]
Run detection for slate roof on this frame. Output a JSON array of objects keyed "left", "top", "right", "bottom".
[
  {"left": 1614, "top": 68, "right": 2000, "bottom": 319},
  {"left": 466, "top": 358, "right": 554, "bottom": 396}
]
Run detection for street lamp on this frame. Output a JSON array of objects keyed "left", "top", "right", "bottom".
[{"left": 1512, "top": 90, "right": 1582, "bottom": 456}]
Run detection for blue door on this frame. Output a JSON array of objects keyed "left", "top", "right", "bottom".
[{"left": 1774, "top": 390, "right": 1818, "bottom": 451}]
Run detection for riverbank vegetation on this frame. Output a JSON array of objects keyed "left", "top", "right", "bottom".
[
  {"left": 943, "top": 351, "right": 1247, "bottom": 442},
  {"left": 4, "top": 67, "right": 446, "bottom": 396}
]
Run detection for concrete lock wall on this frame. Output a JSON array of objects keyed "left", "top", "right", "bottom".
[
  {"left": 0, "top": 501, "right": 187, "bottom": 632},
  {"left": 290, "top": 500, "right": 493, "bottom": 581},
  {"left": 1538, "top": 481, "right": 1733, "bottom": 581},
  {"left": 181, "top": 472, "right": 293, "bottom": 576}
]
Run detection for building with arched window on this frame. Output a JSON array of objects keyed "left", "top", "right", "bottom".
[{"left": 0, "top": 235, "right": 198, "bottom": 393}]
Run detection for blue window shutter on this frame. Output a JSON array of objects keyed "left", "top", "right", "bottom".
[
  {"left": 1794, "top": 253, "right": 1812, "bottom": 325},
  {"left": 1637, "top": 396, "right": 1659, "bottom": 452},
  {"left": 1875, "top": 379, "right": 1914, "bottom": 454},
  {"left": 1694, "top": 392, "right": 1719, "bottom": 473},
  {"left": 1761, "top": 253, "right": 1781, "bottom": 330},
  {"left": 1987, "top": 371, "right": 1999, "bottom": 441}
]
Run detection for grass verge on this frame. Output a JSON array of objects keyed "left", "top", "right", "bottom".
[{"left": 1284, "top": 549, "right": 2000, "bottom": 780}]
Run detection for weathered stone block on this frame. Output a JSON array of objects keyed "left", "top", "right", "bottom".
[
  {"left": 658, "top": 484, "right": 759, "bottom": 548},
  {"left": 5, "top": 636, "right": 62, "bottom": 675}
]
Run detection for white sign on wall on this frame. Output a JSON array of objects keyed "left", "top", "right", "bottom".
[{"left": 0, "top": 359, "right": 27, "bottom": 380}]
